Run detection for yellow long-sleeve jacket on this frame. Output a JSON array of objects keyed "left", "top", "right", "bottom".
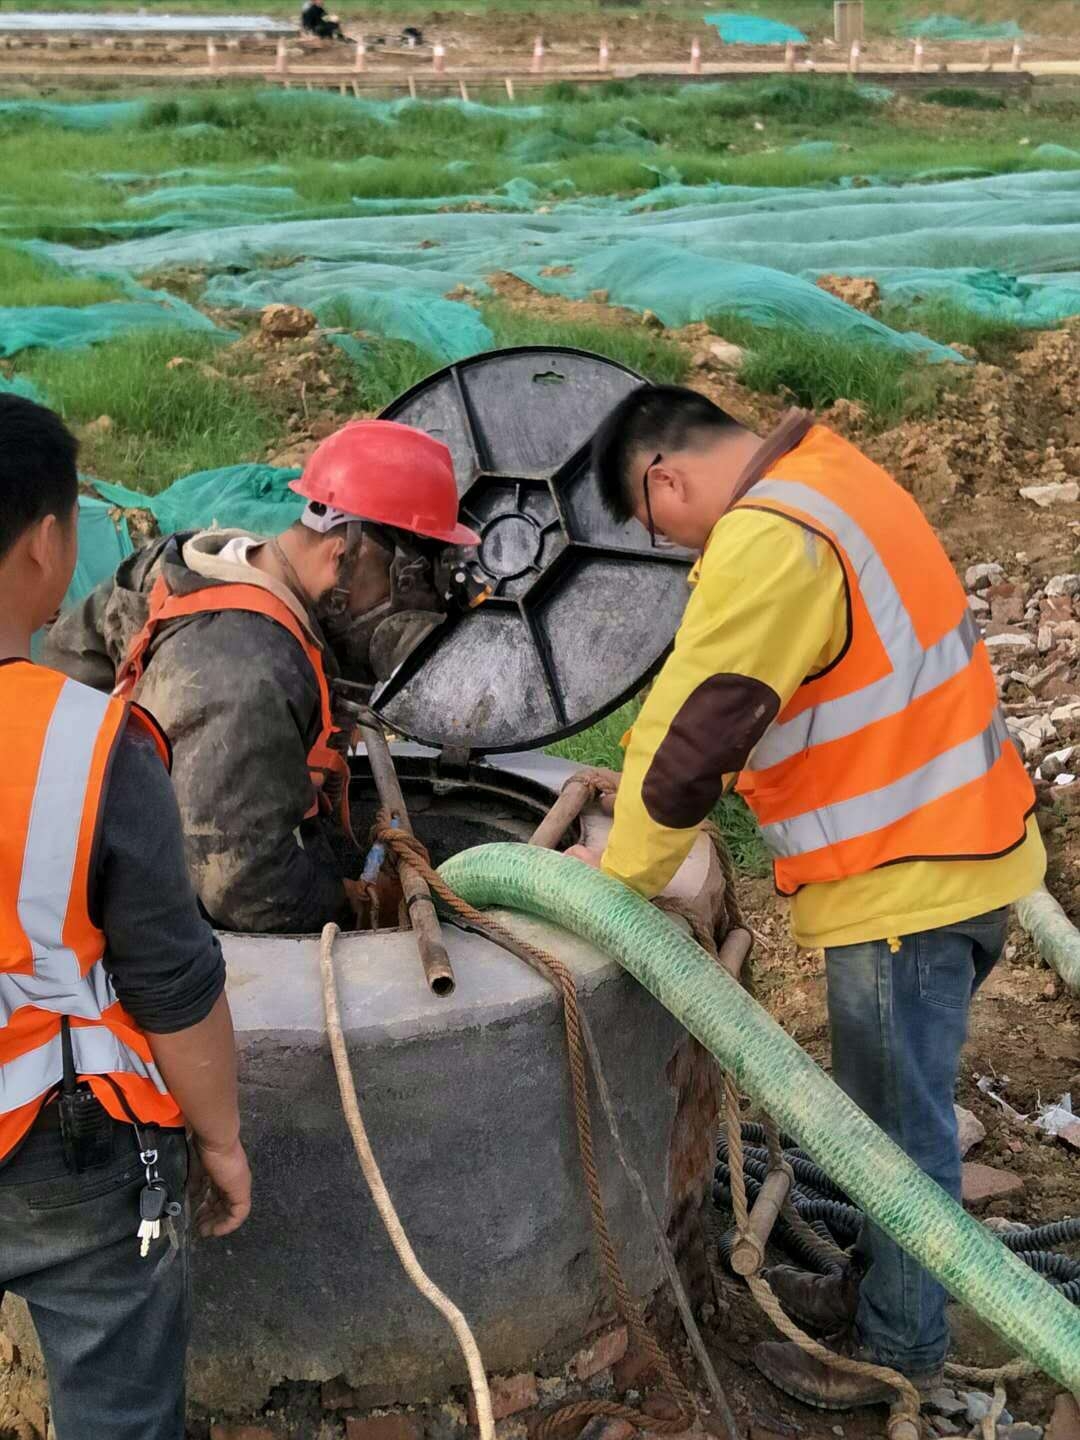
[{"left": 601, "top": 418, "right": 1045, "bottom": 950}]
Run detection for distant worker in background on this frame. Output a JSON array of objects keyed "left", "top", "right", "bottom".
[
  {"left": 0, "top": 395, "right": 250, "bottom": 1440},
  {"left": 568, "top": 385, "right": 1045, "bottom": 1412},
  {"left": 300, "top": 0, "right": 348, "bottom": 41},
  {"left": 44, "top": 420, "right": 480, "bottom": 936}
]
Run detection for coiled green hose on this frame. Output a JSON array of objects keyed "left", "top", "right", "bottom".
[{"left": 439, "top": 844, "right": 1080, "bottom": 1391}]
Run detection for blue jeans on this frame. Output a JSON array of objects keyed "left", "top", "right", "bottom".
[
  {"left": 0, "top": 1111, "right": 190, "bottom": 1440},
  {"left": 825, "top": 909, "right": 1008, "bottom": 1373}
]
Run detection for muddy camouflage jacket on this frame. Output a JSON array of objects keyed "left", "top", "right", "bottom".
[{"left": 42, "top": 531, "right": 352, "bottom": 935}]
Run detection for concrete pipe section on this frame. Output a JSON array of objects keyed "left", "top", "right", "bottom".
[{"left": 191, "top": 748, "right": 728, "bottom": 1410}]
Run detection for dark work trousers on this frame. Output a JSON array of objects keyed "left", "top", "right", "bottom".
[
  {"left": 825, "top": 908, "right": 1008, "bottom": 1372},
  {"left": 0, "top": 1110, "right": 190, "bottom": 1440}
]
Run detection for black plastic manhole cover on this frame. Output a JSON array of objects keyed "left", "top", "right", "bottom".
[{"left": 374, "top": 346, "right": 694, "bottom": 754}]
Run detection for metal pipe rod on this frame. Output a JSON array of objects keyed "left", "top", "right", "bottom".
[
  {"left": 358, "top": 717, "right": 456, "bottom": 997},
  {"left": 730, "top": 1166, "right": 793, "bottom": 1276},
  {"left": 529, "top": 777, "right": 593, "bottom": 849}
]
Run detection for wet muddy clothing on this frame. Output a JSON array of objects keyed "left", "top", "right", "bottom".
[{"left": 43, "top": 531, "right": 352, "bottom": 935}]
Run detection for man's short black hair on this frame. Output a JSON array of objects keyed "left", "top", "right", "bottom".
[
  {"left": 591, "top": 384, "right": 741, "bottom": 522},
  {"left": 0, "top": 394, "right": 79, "bottom": 563}
]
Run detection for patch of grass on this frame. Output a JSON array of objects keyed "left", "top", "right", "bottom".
[
  {"left": 0, "top": 246, "right": 124, "bottom": 307},
  {"left": 547, "top": 698, "right": 770, "bottom": 875},
  {"left": 483, "top": 302, "right": 690, "bottom": 384},
  {"left": 341, "top": 337, "right": 441, "bottom": 412},
  {"left": 880, "top": 298, "right": 1025, "bottom": 363},
  {"left": 14, "top": 329, "right": 279, "bottom": 493},
  {"left": 919, "top": 87, "right": 1007, "bottom": 111},
  {"left": 708, "top": 316, "right": 957, "bottom": 427}
]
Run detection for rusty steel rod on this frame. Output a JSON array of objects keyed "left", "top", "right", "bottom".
[
  {"left": 529, "top": 776, "right": 594, "bottom": 849},
  {"left": 358, "top": 716, "right": 456, "bottom": 998},
  {"left": 730, "top": 1166, "right": 793, "bottom": 1276}
]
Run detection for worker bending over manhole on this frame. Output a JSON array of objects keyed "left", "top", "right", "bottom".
[{"left": 567, "top": 385, "right": 1045, "bottom": 1410}]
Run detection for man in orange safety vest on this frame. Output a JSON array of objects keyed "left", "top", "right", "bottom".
[
  {"left": 0, "top": 394, "right": 251, "bottom": 1440},
  {"left": 568, "top": 384, "right": 1045, "bottom": 1410}
]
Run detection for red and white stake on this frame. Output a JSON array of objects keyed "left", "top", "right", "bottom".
[
  {"left": 784, "top": 40, "right": 795, "bottom": 71},
  {"left": 689, "top": 36, "right": 701, "bottom": 73},
  {"left": 531, "top": 35, "right": 545, "bottom": 73},
  {"left": 598, "top": 35, "right": 610, "bottom": 72},
  {"left": 354, "top": 37, "right": 366, "bottom": 70},
  {"left": 275, "top": 37, "right": 288, "bottom": 72},
  {"left": 433, "top": 40, "right": 446, "bottom": 72},
  {"left": 1011, "top": 40, "right": 1023, "bottom": 69},
  {"left": 912, "top": 37, "right": 923, "bottom": 71},
  {"left": 848, "top": 40, "right": 860, "bottom": 72},
  {"left": 206, "top": 36, "right": 218, "bottom": 69}
]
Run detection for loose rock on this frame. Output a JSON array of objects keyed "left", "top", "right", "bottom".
[
  {"left": 962, "top": 1162, "right": 1025, "bottom": 1205},
  {"left": 955, "top": 1105, "right": 986, "bottom": 1158},
  {"left": 259, "top": 303, "right": 317, "bottom": 340},
  {"left": 1019, "top": 482, "right": 1080, "bottom": 507},
  {"left": 966, "top": 563, "right": 1006, "bottom": 591}
]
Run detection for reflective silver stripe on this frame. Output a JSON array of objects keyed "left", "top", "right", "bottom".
[
  {"left": 761, "top": 712, "right": 1010, "bottom": 859},
  {"left": 0, "top": 957, "right": 116, "bottom": 1027},
  {"left": 0, "top": 1024, "right": 167, "bottom": 1114},
  {"left": 743, "top": 479, "right": 979, "bottom": 769},
  {"left": 17, "top": 679, "right": 112, "bottom": 995},
  {"left": 752, "top": 610, "right": 980, "bottom": 768}
]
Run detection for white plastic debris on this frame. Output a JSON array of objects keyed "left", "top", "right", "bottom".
[{"left": 1034, "top": 1094, "right": 1075, "bottom": 1136}]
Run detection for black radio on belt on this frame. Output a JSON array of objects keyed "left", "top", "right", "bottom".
[{"left": 58, "top": 1018, "right": 113, "bottom": 1172}]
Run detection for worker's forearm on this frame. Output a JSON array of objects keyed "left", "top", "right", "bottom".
[{"left": 146, "top": 992, "right": 242, "bottom": 1152}]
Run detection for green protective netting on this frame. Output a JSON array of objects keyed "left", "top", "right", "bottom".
[
  {"left": 32, "top": 494, "right": 135, "bottom": 658},
  {"left": 0, "top": 374, "right": 44, "bottom": 402},
  {"left": 92, "top": 463, "right": 303, "bottom": 536},
  {"left": 704, "top": 12, "right": 808, "bottom": 43},
  {"left": 1034, "top": 144, "right": 1080, "bottom": 162},
  {"left": 1, "top": 89, "right": 545, "bottom": 135},
  {"left": 70, "top": 494, "right": 135, "bottom": 600},
  {"left": 0, "top": 99, "right": 148, "bottom": 131},
  {"left": 0, "top": 295, "right": 222, "bottom": 358},
  {"left": 899, "top": 15, "right": 1023, "bottom": 40},
  {"left": 31, "top": 167, "right": 1080, "bottom": 359},
  {"left": 125, "top": 183, "right": 301, "bottom": 213}
]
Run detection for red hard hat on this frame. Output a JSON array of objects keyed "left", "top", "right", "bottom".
[{"left": 290, "top": 419, "right": 480, "bottom": 547}]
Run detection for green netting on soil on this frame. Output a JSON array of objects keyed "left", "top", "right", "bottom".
[
  {"left": 0, "top": 99, "right": 149, "bottom": 131},
  {"left": 92, "top": 463, "right": 303, "bottom": 536},
  {"left": 0, "top": 374, "right": 44, "bottom": 402},
  {"left": 898, "top": 15, "right": 1023, "bottom": 40},
  {"left": 71, "top": 494, "right": 135, "bottom": 600},
  {"left": 704, "top": 13, "right": 808, "bottom": 44},
  {"left": 0, "top": 296, "right": 222, "bottom": 357},
  {"left": 31, "top": 495, "right": 136, "bottom": 658},
  {"left": 28, "top": 168, "right": 1080, "bottom": 361}
]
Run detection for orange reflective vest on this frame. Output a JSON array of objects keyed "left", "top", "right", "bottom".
[
  {"left": 734, "top": 426, "right": 1035, "bottom": 897},
  {"left": 115, "top": 575, "right": 351, "bottom": 829},
  {"left": 0, "top": 661, "right": 183, "bottom": 1162}
]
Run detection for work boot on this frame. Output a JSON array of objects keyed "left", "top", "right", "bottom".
[
  {"left": 753, "top": 1331, "right": 944, "bottom": 1411},
  {"left": 761, "top": 1263, "right": 860, "bottom": 1332}
]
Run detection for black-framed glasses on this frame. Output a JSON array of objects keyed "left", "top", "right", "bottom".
[{"left": 642, "top": 452, "right": 662, "bottom": 548}]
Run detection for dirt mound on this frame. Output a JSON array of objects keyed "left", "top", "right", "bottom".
[{"left": 815, "top": 274, "right": 881, "bottom": 314}]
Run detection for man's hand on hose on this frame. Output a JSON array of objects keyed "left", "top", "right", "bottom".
[
  {"left": 189, "top": 1135, "right": 252, "bottom": 1238},
  {"left": 564, "top": 844, "right": 604, "bottom": 869}
]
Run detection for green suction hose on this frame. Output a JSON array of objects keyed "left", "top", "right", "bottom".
[{"left": 438, "top": 844, "right": 1080, "bottom": 1392}]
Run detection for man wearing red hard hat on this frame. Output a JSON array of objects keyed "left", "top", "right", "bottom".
[{"left": 43, "top": 420, "right": 479, "bottom": 935}]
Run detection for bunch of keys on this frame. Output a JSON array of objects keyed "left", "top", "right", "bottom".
[{"left": 136, "top": 1144, "right": 181, "bottom": 1259}]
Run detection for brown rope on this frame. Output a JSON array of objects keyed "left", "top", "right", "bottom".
[{"left": 374, "top": 813, "right": 697, "bottom": 1438}]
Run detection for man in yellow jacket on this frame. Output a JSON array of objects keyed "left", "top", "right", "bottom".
[{"left": 568, "top": 385, "right": 1045, "bottom": 1410}]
